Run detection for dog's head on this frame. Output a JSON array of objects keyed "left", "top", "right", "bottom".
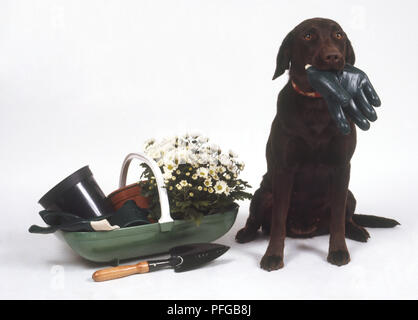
[{"left": 272, "top": 18, "right": 355, "bottom": 87}]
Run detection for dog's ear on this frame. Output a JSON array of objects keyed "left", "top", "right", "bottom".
[
  {"left": 272, "top": 31, "right": 293, "bottom": 80},
  {"left": 345, "top": 38, "right": 355, "bottom": 65}
]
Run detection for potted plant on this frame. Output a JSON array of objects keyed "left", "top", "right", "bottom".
[{"left": 139, "top": 133, "right": 252, "bottom": 223}]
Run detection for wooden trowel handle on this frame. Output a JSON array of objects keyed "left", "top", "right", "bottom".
[{"left": 92, "top": 261, "right": 150, "bottom": 282}]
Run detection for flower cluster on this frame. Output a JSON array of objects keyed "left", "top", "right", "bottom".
[{"left": 139, "top": 134, "right": 252, "bottom": 222}]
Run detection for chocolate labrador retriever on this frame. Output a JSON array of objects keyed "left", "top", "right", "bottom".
[{"left": 236, "top": 18, "right": 399, "bottom": 271}]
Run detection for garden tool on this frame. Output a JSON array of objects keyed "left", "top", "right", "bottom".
[{"left": 92, "top": 243, "right": 229, "bottom": 282}]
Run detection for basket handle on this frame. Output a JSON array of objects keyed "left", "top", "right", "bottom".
[{"left": 119, "top": 152, "right": 173, "bottom": 232}]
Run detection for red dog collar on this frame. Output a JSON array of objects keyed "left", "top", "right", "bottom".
[{"left": 291, "top": 81, "right": 322, "bottom": 98}]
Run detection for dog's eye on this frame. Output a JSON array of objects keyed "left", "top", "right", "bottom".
[
  {"left": 304, "top": 33, "right": 312, "bottom": 41},
  {"left": 335, "top": 32, "right": 343, "bottom": 39}
]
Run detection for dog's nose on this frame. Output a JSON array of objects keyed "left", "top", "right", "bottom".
[
  {"left": 325, "top": 53, "right": 341, "bottom": 63},
  {"left": 321, "top": 49, "right": 343, "bottom": 66}
]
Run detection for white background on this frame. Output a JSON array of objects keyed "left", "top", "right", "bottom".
[{"left": 1, "top": 0, "right": 417, "bottom": 299}]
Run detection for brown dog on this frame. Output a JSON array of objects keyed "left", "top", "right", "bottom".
[{"left": 236, "top": 18, "right": 399, "bottom": 271}]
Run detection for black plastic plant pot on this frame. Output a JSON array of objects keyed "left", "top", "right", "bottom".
[{"left": 39, "top": 166, "right": 113, "bottom": 219}]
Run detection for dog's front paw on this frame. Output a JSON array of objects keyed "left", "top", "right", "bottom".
[
  {"left": 327, "top": 250, "right": 350, "bottom": 266},
  {"left": 260, "top": 254, "right": 284, "bottom": 271}
]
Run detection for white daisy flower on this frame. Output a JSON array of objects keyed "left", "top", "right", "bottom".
[
  {"left": 179, "top": 150, "right": 193, "bottom": 164},
  {"left": 163, "top": 171, "right": 173, "bottom": 181},
  {"left": 180, "top": 180, "right": 188, "bottom": 187},
  {"left": 209, "top": 144, "right": 220, "bottom": 153},
  {"left": 163, "top": 162, "right": 176, "bottom": 173},
  {"left": 208, "top": 157, "right": 218, "bottom": 166},
  {"left": 228, "top": 150, "right": 238, "bottom": 158},
  {"left": 162, "top": 150, "right": 175, "bottom": 163},
  {"left": 214, "top": 180, "right": 228, "bottom": 194},
  {"left": 208, "top": 166, "right": 217, "bottom": 177},
  {"left": 197, "top": 153, "right": 210, "bottom": 165},
  {"left": 151, "top": 150, "right": 162, "bottom": 160},
  {"left": 144, "top": 138, "right": 155, "bottom": 150},
  {"left": 217, "top": 166, "right": 226, "bottom": 173},
  {"left": 203, "top": 178, "right": 212, "bottom": 187},
  {"left": 239, "top": 162, "right": 245, "bottom": 170},
  {"left": 219, "top": 154, "right": 231, "bottom": 167},
  {"left": 227, "top": 163, "right": 237, "bottom": 173},
  {"left": 224, "top": 186, "right": 231, "bottom": 196},
  {"left": 188, "top": 153, "right": 199, "bottom": 166},
  {"left": 160, "top": 143, "right": 174, "bottom": 155},
  {"left": 196, "top": 167, "right": 209, "bottom": 178}
]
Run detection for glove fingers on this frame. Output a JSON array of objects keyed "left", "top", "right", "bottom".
[
  {"left": 344, "top": 100, "right": 370, "bottom": 131},
  {"left": 363, "top": 81, "right": 381, "bottom": 107},
  {"left": 355, "top": 90, "right": 378, "bottom": 122},
  {"left": 326, "top": 100, "right": 351, "bottom": 135},
  {"left": 322, "top": 81, "right": 351, "bottom": 107}
]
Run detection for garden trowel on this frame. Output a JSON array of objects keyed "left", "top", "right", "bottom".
[{"left": 92, "top": 243, "right": 229, "bottom": 282}]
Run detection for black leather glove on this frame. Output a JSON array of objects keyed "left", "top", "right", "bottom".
[
  {"left": 29, "top": 200, "right": 151, "bottom": 234},
  {"left": 306, "top": 64, "right": 381, "bottom": 135}
]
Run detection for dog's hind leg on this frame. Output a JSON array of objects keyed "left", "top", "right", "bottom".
[
  {"left": 236, "top": 187, "right": 272, "bottom": 243},
  {"left": 345, "top": 190, "right": 400, "bottom": 242},
  {"left": 345, "top": 190, "right": 370, "bottom": 242}
]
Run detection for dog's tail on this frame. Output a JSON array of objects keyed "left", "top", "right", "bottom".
[{"left": 352, "top": 214, "right": 400, "bottom": 228}]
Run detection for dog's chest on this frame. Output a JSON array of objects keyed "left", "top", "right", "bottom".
[{"left": 301, "top": 101, "right": 332, "bottom": 135}]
